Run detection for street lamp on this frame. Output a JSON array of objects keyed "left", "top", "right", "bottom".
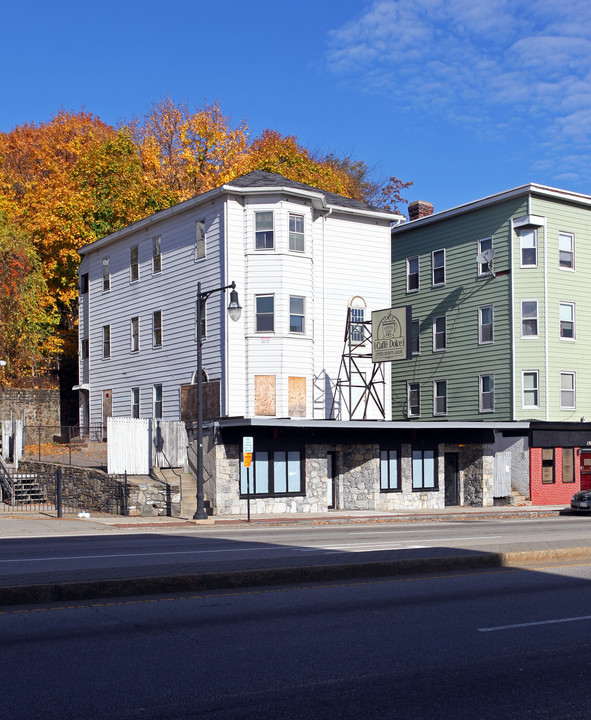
[{"left": 194, "top": 281, "right": 242, "bottom": 520}]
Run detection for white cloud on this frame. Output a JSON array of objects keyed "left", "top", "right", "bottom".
[{"left": 326, "top": 0, "right": 591, "bottom": 180}]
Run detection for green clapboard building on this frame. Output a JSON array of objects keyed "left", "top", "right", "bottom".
[{"left": 390, "top": 184, "right": 591, "bottom": 425}]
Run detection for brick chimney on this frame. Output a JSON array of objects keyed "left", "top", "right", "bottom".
[{"left": 408, "top": 200, "right": 434, "bottom": 221}]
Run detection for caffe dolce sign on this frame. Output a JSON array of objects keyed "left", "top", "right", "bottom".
[{"left": 371, "top": 306, "right": 412, "bottom": 362}]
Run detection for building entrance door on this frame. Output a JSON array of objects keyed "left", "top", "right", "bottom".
[
  {"left": 580, "top": 452, "right": 591, "bottom": 490},
  {"left": 102, "top": 389, "right": 112, "bottom": 441},
  {"left": 327, "top": 452, "right": 337, "bottom": 509},
  {"left": 444, "top": 452, "right": 459, "bottom": 506}
]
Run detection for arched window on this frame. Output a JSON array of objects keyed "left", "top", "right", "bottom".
[{"left": 348, "top": 296, "right": 366, "bottom": 343}]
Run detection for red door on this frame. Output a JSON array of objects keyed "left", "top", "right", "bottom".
[{"left": 580, "top": 452, "right": 591, "bottom": 490}]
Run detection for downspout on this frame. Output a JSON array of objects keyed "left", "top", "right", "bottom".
[
  {"left": 543, "top": 216, "right": 549, "bottom": 421},
  {"left": 322, "top": 208, "right": 332, "bottom": 418},
  {"left": 510, "top": 219, "right": 516, "bottom": 420}
]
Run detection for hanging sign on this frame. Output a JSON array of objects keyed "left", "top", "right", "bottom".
[{"left": 371, "top": 306, "right": 412, "bottom": 362}]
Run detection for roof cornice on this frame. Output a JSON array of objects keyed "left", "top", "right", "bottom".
[{"left": 391, "top": 183, "right": 591, "bottom": 234}]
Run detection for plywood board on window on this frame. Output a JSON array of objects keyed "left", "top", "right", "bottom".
[
  {"left": 255, "top": 375, "right": 276, "bottom": 416},
  {"left": 288, "top": 377, "right": 306, "bottom": 417},
  {"left": 181, "top": 381, "right": 220, "bottom": 422}
]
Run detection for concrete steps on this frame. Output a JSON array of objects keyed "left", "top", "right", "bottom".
[{"left": 151, "top": 467, "right": 198, "bottom": 517}]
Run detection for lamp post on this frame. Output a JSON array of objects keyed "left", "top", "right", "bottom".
[{"left": 194, "top": 281, "right": 241, "bottom": 520}]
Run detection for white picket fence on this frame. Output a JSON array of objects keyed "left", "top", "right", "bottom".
[{"left": 107, "top": 418, "right": 188, "bottom": 475}]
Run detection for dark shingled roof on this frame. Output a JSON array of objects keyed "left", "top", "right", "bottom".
[{"left": 225, "top": 170, "right": 390, "bottom": 214}]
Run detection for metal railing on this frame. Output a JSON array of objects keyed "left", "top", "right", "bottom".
[
  {"left": 0, "top": 466, "right": 128, "bottom": 516},
  {"left": 22, "top": 425, "right": 107, "bottom": 470}
]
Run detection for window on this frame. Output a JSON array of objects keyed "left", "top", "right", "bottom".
[
  {"left": 478, "top": 237, "right": 493, "bottom": 276},
  {"left": 542, "top": 448, "right": 555, "bottom": 484},
  {"left": 240, "top": 450, "right": 303, "bottom": 495},
  {"left": 562, "top": 448, "right": 575, "bottom": 483},
  {"left": 412, "top": 449, "right": 437, "bottom": 490},
  {"left": 81, "top": 338, "right": 89, "bottom": 360},
  {"left": 432, "top": 249, "right": 445, "bottom": 286},
  {"left": 560, "top": 372, "right": 575, "bottom": 409},
  {"left": 411, "top": 318, "right": 420, "bottom": 355},
  {"left": 131, "top": 387, "right": 140, "bottom": 419},
  {"left": 559, "top": 232, "right": 574, "bottom": 270},
  {"left": 152, "top": 236, "right": 162, "bottom": 273},
  {"left": 559, "top": 302, "right": 575, "bottom": 339},
  {"left": 521, "top": 300, "right": 538, "bottom": 338},
  {"left": 522, "top": 371, "right": 539, "bottom": 408},
  {"left": 350, "top": 306, "right": 365, "bottom": 343},
  {"left": 433, "top": 380, "right": 447, "bottom": 416},
  {"left": 130, "top": 246, "right": 139, "bottom": 282},
  {"left": 195, "top": 220, "right": 206, "bottom": 259},
  {"left": 153, "top": 310, "right": 162, "bottom": 347},
  {"left": 102, "top": 258, "right": 110, "bottom": 292},
  {"left": 289, "top": 296, "right": 305, "bottom": 333},
  {"left": 380, "top": 450, "right": 400, "bottom": 491},
  {"left": 255, "top": 211, "right": 274, "bottom": 249},
  {"left": 80, "top": 273, "right": 89, "bottom": 294},
  {"left": 102, "top": 325, "right": 111, "bottom": 359},
  {"left": 479, "top": 374, "right": 494, "bottom": 413},
  {"left": 433, "top": 315, "right": 446, "bottom": 351},
  {"left": 408, "top": 382, "right": 420, "bottom": 417},
  {"left": 478, "top": 305, "right": 493, "bottom": 344},
  {"left": 153, "top": 384, "right": 162, "bottom": 419},
  {"left": 407, "top": 256, "right": 419, "bottom": 292},
  {"left": 520, "top": 228, "right": 537, "bottom": 267},
  {"left": 131, "top": 316, "right": 140, "bottom": 353},
  {"left": 256, "top": 295, "right": 274, "bottom": 332},
  {"left": 289, "top": 213, "right": 304, "bottom": 252}
]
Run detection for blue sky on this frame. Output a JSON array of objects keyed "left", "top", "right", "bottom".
[{"left": 3, "top": 0, "right": 590, "bottom": 214}]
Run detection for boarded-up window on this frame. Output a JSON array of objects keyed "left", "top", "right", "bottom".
[
  {"left": 255, "top": 375, "right": 276, "bottom": 416},
  {"left": 562, "top": 448, "right": 575, "bottom": 483},
  {"left": 180, "top": 381, "right": 220, "bottom": 422},
  {"left": 542, "top": 448, "right": 555, "bottom": 484},
  {"left": 288, "top": 377, "right": 306, "bottom": 417}
]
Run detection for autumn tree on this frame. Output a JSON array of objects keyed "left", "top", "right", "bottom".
[{"left": 0, "top": 221, "right": 60, "bottom": 384}]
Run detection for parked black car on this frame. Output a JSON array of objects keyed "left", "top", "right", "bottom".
[{"left": 571, "top": 489, "right": 591, "bottom": 511}]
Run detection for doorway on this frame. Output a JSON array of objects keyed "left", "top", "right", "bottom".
[
  {"left": 327, "top": 451, "right": 337, "bottom": 509},
  {"left": 580, "top": 452, "right": 591, "bottom": 490},
  {"left": 102, "top": 389, "right": 112, "bottom": 441},
  {"left": 444, "top": 452, "right": 459, "bottom": 506}
]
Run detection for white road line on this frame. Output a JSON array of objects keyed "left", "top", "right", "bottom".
[{"left": 479, "top": 615, "right": 591, "bottom": 632}]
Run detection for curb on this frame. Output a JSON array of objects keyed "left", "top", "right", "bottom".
[{"left": 2, "top": 545, "right": 591, "bottom": 608}]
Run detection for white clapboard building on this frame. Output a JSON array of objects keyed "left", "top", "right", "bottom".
[{"left": 77, "top": 171, "right": 405, "bottom": 514}]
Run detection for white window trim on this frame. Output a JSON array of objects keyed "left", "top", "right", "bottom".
[
  {"left": 289, "top": 296, "right": 305, "bottom": 335},
  {"left": 558, "top": 231, "right": 575, "bottom": 271},
  {"left": 433, "top": 315, "right": 446, "bottom": 352},
  {"left": 130, "top": 316, "right": 140, "bottom": 353},
  {"left": 102, "top": 257, "right": 110, "bottom": 293},
  {"left": 522, "top": 370, "right": 540, "bottom": 409},
  {"left": 433, "top": 380, "right": 447, "bottom": 416},
  {"left": 102, "top": 325, "right": 111, "bottom": 359},
  {"left": 195, "top": 220, "right": 206, "bottom": 261},
  {"left": 479, "top": 374, "right": 494, "bottom": 413},
  {"left": 431, "top": 249, "right": 445, "bottom": 287},
  {"left": 255, "top": 211, "right": 274, "bottom": 251},
  {"left": 255, "top": 294, "right": 275, "bottom": 333},
  {"left": 153, "top": 310, "right": 163, "bottom": 348},
  {"left": 478, "top": 304, "right": 494, "bottom": 345},
  {"left": 288, "top": 213, "right": 305, "bottom": 253},
  {"left": 131, "top": 387, "right": 140, "bottom": 418},
  {"left": 130, "top": 245, "right": 139, "bottom": 283},
  {"left": 152, "top": 236, "right": 162, "bottom": 274},
  {"left": 406, "top": 256, "right": 419, "bottom": 293},
  {"left": 407, "top": 382, "right": 420, "bottom": 418},
  {"left": 478, "top": 237, "right": 493, "bottom": 277},
  {"left": 559, "top": 301, "right": 576, "bottom": 341},
  {"left": 153, "top": 383, "right": 163, "bottom": 419},
  {"left": 519, "top": 228, "right": 538, "bottom": 268},
  {"left": 520, "top": 299, "right": 539, "bottom": 339},
  {"left": 560, "top": 371, "right": 576, "bottom": 410}
]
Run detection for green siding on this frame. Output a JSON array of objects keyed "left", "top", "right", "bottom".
[{"left": 391, "top": 196, "right": 526, "bottom": 421}]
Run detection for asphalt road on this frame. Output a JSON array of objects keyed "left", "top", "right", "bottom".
[
  {"left": 3, "top": 560, "right": 591, "bottom": 719},
  {"left": 0, "top": 515, "right": 590, "bottom": 589}
]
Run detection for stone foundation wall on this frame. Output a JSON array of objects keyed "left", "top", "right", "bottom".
[
  {"left": 19, "top": 460, "right": 180, "bottom": 516},
  {"left": 0, "top": 388, "right": 60, "bottom": 429}
]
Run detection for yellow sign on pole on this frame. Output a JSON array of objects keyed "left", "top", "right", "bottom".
[{"left": 243, "top": 452, "right": 252, "bottom": 468}]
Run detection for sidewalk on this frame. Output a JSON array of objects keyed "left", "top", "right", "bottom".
[{"left": 0, "top": 504, "right": 583, "bottom": 607}]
